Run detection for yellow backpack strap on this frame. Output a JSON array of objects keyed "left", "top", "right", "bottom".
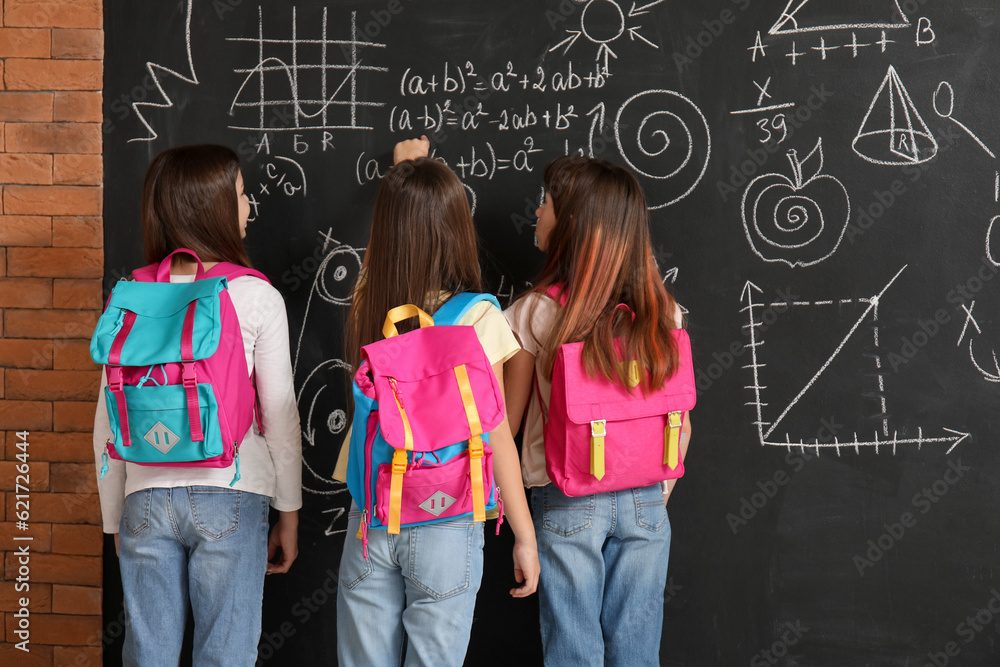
[
  {"left": 453, "top": 364, "right": 486, "bottom": 523},
  {"left": 387, "top": 378, "right": 414, "bottom": 534},
  {"left": 665, "top": 411, "right": 682, "bottom": 469},
  {"left": 590, "top": 420, "right": 606, "bottom": 480},
  {"left": 382, "top": 305, "right": 434, "bottom": 338}
]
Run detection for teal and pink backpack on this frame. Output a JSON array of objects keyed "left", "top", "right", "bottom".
[
  {"left": 90, "top": 249, "right": 268, "bottom": 485},
  {"left": 345, "top": 293, "right": 505, "bottom": 557}
]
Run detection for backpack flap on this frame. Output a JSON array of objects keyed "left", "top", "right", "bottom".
[
  {"left": 548, "top": 328, "right": 696, "bottom": 493},
  {"left": 362, "top": 324, "right": 504, "bottom": 452},
  {"left": 91, "top": 278, "right": 227, "bottom": 367}
]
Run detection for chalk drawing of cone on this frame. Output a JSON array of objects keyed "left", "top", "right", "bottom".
[{"left": 852, "top": 65, "right": 938, "bottom": 165}]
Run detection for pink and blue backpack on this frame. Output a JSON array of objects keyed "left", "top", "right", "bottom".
[
  {"left": 90, "top": 249, "right": 269, "bottom": 485},
  {"left": 345, "top": 293, "right": 506, "bottom": 557}
]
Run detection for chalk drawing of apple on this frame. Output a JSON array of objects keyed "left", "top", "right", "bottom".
[{"left": 741, "top": 138, "right": 851, "bottom": 267}]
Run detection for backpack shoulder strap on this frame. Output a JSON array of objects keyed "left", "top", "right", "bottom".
[
  {"left": 131, "top": 264, "right": 158, "bottom": 282},
  {"left": 432, "top": 292, "right": 501, "bottom": 325},
  {"left": 205, "top": 263, "right": 272, "bottom": 285}
]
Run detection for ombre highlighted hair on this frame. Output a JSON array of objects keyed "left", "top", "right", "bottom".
[{"left": 527, "top": 155, "right": 680, "bottom": 393}]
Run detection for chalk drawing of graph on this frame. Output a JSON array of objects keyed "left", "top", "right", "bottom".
[
  {"left": 769, "top": 0, "right": 910, "bottom": 35},
  {"left": 742, "top": 265, "right": 969, "bottom": 454},
  {"left": 228, "top": 7, "right": 387, "bottom": 132},
  {"left": 853, "top": 66, "right": 937, "bottom": 166}
]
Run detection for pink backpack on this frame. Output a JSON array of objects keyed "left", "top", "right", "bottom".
[
  {"left": 539, "top": 286, "right": 696, "bottom": 496},
  {"left": 90, "top": 249, "right": 269, "bottom": 485}
]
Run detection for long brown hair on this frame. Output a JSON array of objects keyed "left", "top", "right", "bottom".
[
  {"left": 528, "top": 155, "right": 680, "bottom": 393},
  {"left": 141, "top": 144, "right": 253, "bottom": 267},
  {"left": 347, "top": 158, "right": 483, "bottom": 370}
]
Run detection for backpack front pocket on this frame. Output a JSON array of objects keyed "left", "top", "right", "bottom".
[
  {"left": 375, "top": 446, "right": 495, "bottom": 527},
  {"left": 105, "top": 383, "right": 224, "bottom": 464}
]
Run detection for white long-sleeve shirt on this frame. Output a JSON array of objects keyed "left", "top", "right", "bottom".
[{"left": 93, "top": 274, "right": 303, "bottom": 533}]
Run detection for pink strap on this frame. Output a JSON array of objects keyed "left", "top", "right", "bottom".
[
  {"left": 180, "top": 301, "right": 204, "bottom": 442},
  {"left": 204, "top": 262, "right": 271, "bottom": 284},
  {"left": 107, "top": 366, "right": 132, "bottom": 448},
  {"left": 108, "top": 311, "right": 137, "bottom": 365},
  {"left": 156, "top": 248, "right": 206, "bottom": 282}
]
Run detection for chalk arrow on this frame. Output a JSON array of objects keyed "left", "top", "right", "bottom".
[
  {"left": 628, "top": 26, "right": 658, "bottom": 49},
  {"left": 597, "top": 43, "right": 617, "bottom": 74},
  {"left": 629, "top": 0, "right": 668, "bottom": 18},
  {"left": 585, "top": 102, "right": 605, "bottom": 157},
  {"left": 662, "top": 267, "right": 679, "bottom": 284},
  {"left": 764, "top": 428, "right": 971, "bottom": 455},
  {"left": 549, "top": 30, "right": 581, "bottom": 54},
  {"left": 741, "top": 280, "right": 764, "bottom": 302}
]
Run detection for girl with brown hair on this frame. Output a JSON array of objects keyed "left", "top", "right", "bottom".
[
  {"left": 504, "top": 156, "right": 693, "bottom": 666},
  {"left": 336, "top": 139, "right": 539, "bottom": 667},
  {"left": 93, "top": 144, "right": 302, "bottom": 666}
]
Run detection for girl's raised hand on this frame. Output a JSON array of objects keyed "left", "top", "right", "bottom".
[{"left": 393, "top": 135, "right": 430, "bottom": 164}]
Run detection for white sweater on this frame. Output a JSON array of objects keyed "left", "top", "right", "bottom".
[{"left": 93, "top": 274, "right": 303, "bottom": 533}]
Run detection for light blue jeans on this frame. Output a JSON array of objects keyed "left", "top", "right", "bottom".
[
  {"left": 337, "top": 506, "right": 485, "bottom": 667},
  {"left": 532, "top": 483, "right": 671, "bottom": 667},
  {"left": 118, "top": 486, "right": 270, "bottom": 667}
]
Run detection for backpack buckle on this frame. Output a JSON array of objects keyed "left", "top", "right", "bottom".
[
  {"left": 591, "top": 419, "right": 606, "bottom": 437},
  {"left": 107, "top": 366, "right": 124, "bottom": 392},
  {"left": 181, "top": 362, "right": 197, "bottom": 388}
]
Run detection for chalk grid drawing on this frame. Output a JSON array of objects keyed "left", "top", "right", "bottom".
[
  {"left": 549, "top": 0, "right": 663, "bottom": 75},
  {"left": 741, "top": 138, "right": 850, "bottom": 267},
  {"left": 129, "top": 0, "right": 198, "bottom": 142},
  {"left": 853, "top": 65, "right": 938, "bottom": 166},
  {"left": 613, "top": 89, "right": 711, "bottom": 209},
  {"left": 228, "top": 7, "right": 387, "bottom": 132},
  {"left": 769, "top": 0, "right": 910, "bottom": 35},
  {"left": 742, "top": 266, "right": 970, "bottom": 454}
]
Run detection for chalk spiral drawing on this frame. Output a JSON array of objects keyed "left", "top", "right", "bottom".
[
  {"left": 228, "top": 7, "right": 387, "bottom": 132},
  {"left": 129, "top": 0, "right": 198, "bottom": 142},
  {"left": 769, "top": 0, "right": 910, "bottom": 36},
  {"left": 613, "top": 89, "right": 711, "bottom": 209},
  {"left": 549, "top": 0, "right": 663, "bottom": 75},
  {"left": 853, "top": 65, "right": 938, "bottom": 165},
  {"left": 933, "top": 82, "right": 997, "bottom": 160},
  {"left": 742, "top": 266, "right": 970, "bottom": 454},
  {"left": 741, "top": 138, "right": 850, "bottom": 267},
  {"left": 292, "top": 232, "right": 364, "bottom": 377}
]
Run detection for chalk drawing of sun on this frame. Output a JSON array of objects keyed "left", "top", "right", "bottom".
[{"left": 549, "top": 0, "right": 664, "bottom": 74}]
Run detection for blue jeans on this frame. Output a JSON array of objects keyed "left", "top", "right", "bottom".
[
  {"left": 532, "top": 483, "right": 671, "bottom": 667},
  {"left": 118, "top": 487, "right": 270, "bottom": 667},
  {"left": 337, "top": 506, "right": 485, "bottom": 667}
]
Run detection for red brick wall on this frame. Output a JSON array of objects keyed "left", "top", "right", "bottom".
[{"left": 0, "top": 0, "right": 105, "bottom": 665}]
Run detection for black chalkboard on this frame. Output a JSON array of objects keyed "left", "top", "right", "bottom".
[{"left": 103, "top": 1, "right": 1000, "bottom": 664}]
